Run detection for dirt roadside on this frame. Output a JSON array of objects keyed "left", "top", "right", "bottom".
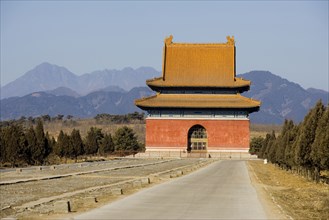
[
  {"left": 247, "top": 160, "right": 329, "bottom": 219},
  {"left": 247, "top": 161, "right": 289, "bottom": 219}
]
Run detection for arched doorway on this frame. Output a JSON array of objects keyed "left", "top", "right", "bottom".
[{"left": 187, "top": 125, "right": 207, "bottom": 152}]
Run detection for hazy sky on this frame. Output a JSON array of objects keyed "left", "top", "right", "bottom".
[{"left": 1, "top": 1, "right": 328, "bottom": 91}]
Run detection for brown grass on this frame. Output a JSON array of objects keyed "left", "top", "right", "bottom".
[
  {"left": 248, "top": 160, "right": 329, "bottom": 219},
  {"left": 250, "top": 123, "right": 282, "bottom": 139}
]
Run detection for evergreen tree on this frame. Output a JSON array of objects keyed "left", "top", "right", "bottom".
[
  {"left": 0, "top": 128, "right": 4, "bottom": 163},
  {"left": 258, "top": 133, "right": 271, "bottom": 158},
  {"left": 99, "top": 133, "right": 114, "bottom": 155},
  {"left": 54, "top": 130, "right": 70, "bottom": 159},
  {"left": 267, "top": 132, "right": 277, "bottom": 163},
  {"left": 275, "top": 120, "right": 291, "bottom": 167},
  {"left": 69, "top": 129, "right": 84, "bottom": 160},
  {"left": 54, "top": 130, "right": 65, "bottom": 157},
  {"left": 45, "top": 132, "right": 54, "bottom": 156},
  {"left": 311, "top": 106, "right": 329, "bottom": 178},
  {"left": 113, "top": 126, "right": 140, "bottom": 152},
  {"left": 249, "top": 136, "right": 264, "bottom": 155},
  {"left": 1, "top": 125, "right": 26, "bottom": 167},
  {"left": 283, "top": 120, "right": 298, "bottom": 170},
  {"left": 25, "top": 126, "right": 37, "bottom": 164},
  {"left": 264, "top": 131, "right": 276, "bottom": 161},
  {"left": 84, "top": 127, "right": 103, "bottom": 155},
  {"left": 32, "top": 120, "right": 48, "bottom": 165},
  {"left": 61, "top": 133, "right": 71, "bottom": 159},
  {"left": 294, "top": 100, "right": 325, "bottom": 177}
]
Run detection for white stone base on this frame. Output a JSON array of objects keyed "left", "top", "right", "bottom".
[{"left": 134, "top": 148, "right": 256, "bottom": 159}]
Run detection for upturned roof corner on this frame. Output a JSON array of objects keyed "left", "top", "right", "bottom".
[
  {"left": 164, "top": 35, "right": 173, "bottom": 45},
  {"left": 226, "top": 36, "right": 235, "bottom": 45}
]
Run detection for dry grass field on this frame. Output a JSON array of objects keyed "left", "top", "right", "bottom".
[
  {"left": 250, "top": 123, "right": 282, "bottom": 139},
  {"left": 248, "top": 160, "right": 329, "bottom": 219}
]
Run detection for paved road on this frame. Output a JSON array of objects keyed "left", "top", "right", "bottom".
[{"left": 75, "top": 160, "right": 268, "bottom": 219}]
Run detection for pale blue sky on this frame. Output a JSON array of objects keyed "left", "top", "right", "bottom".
[{"left": 1, "top": 1, "right": 328, "bottom": 91}]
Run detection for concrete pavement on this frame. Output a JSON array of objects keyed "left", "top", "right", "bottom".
[{"left": 75, "top": 160, "right": 269, "bottom": 219}]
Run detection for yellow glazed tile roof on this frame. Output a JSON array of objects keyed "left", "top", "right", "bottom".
[
  {"left": 147, "top": 35, "right": 250, "bottom": 88},
  {"left": 147, "top": 76, "right": 250, "bottom": 88},
  {"left": 135, "top": 93, "right": 261, "bottom": 110}
]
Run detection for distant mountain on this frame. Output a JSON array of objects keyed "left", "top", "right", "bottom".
[
  {"left": 0, "top": 87, "right": 154, "bottom": 120},
  {"left": 78, "top": 67, "right": 159, "bottom": 95},
  {"left": 99, "top": 86, "right": 126, "bottom": 93},
  {"left": 306, "top": 88, "right": 329, "bottom": 96},
  {"left": 1, "top": 63, "right": 328, "bottom": 124},
  {"left": 45, "top": 87, "right": 80, "bottom": 98},
  {"left": 238, "top": 71, "right": 328, "bottom": 124},
  {"left": 0, "top": 63, "right": 160, "bottom": 99},
  {"left": 1, "top": 63, "right": 79, "bottom": 99}
]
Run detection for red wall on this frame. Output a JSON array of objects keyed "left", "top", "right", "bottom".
[{"left": 146, "top": 118, "right": 250, "bottom": 151}]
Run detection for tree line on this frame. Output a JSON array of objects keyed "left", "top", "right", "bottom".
[
  {"left": 94, "top": 112, "right": 145, "bottom": 124},
  {"left": 0, "top": 114, "right": 73, "bottom": 127},
  {"left": 0, "top": 120, "right": 143, "bottom": 167},
  {"left": 0, "top": 112, "right": 145, "bottom": 128},
  {"left": 249, "top": 100, "right": 329, "bottom": 183}
]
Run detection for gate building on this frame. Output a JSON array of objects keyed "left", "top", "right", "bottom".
[{"left": 135, "top": 35, "right": 261, "bottom": 155}]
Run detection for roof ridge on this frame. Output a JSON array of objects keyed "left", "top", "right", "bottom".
[
  {"left": 146, "top": 77, "right": 162, "bottom": 83},
  {"left": 164, "top": 35, "right": 235, "bottom": 46},
  {"left": 134, "top": 94, "right": 158, "bottom": 104},
  {"left": 237, "top": 93, "right": 262, "bottom": 105},
  {"left": 135, "top": 93, "right": 261, "bottom": 112},
  {"left": 169, "top": 43, "right": 231, "bottom": 46}
]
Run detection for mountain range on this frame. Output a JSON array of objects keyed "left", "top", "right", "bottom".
[
  {"left": 1, "top": 62, "right": 159, "bottom": 98},
  {"left": 1, "top": 63, "right": 328, "bottom": 124},
  {"left": 1, "top": 87, "right": 153, "bottom": 120},
  {"left": 241, "top": 71, "right": 328, "bottom": 123}
]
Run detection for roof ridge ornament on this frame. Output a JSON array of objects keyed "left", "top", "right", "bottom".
[
  {"left": 226, "top": 36, "right": 235, "bottom": 45},
  {"left": 164, "top": 35, "right": 173, "bottom": 45}
]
